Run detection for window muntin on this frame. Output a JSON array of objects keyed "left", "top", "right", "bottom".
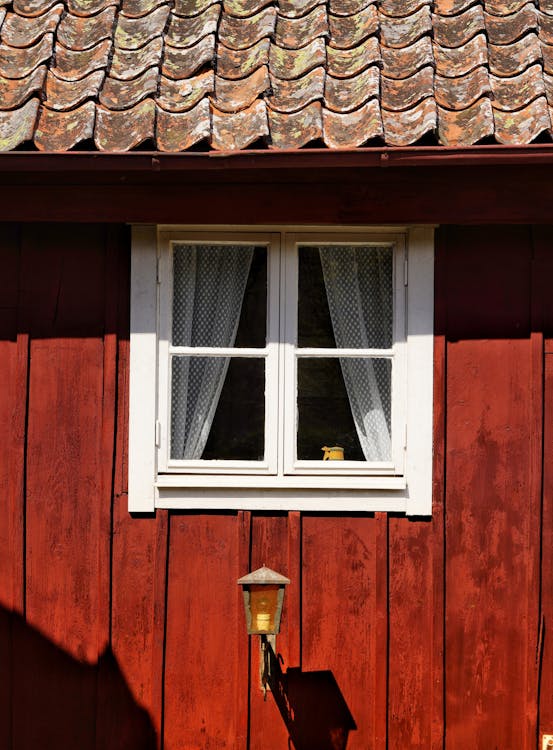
[{"left": 157, "top": 231, "right": 406, "bottom": 480}]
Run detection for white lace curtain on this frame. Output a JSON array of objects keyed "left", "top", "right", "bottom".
[
  {"left": 171, "top": 245, "right": 253, "bottom": 460},
  {"left": 319, "top": 246, "right": 392, "bottom": 462}
]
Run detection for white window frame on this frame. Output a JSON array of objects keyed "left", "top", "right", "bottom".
[{"left": 129, "top": 224, "right": 434, "bottom": 516}]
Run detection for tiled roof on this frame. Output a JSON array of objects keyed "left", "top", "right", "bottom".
[{"left": 1, "top": 0, "right": 553, "bottom": 151}]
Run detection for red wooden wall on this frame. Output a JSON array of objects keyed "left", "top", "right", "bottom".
[{"left": 1, "top": 222, "right": 553, "bottom": 749}]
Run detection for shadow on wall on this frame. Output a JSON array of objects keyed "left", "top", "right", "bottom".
[
  {"left": 0, "top": 606, "right": 156, "bottom": 750},
  {"left": 265, "top": 641, "right": 357, "bottom": 750}
]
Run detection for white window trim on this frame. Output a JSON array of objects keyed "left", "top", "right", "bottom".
[{"left": 129, "top": 224, "right": 434, "bottom": 516}]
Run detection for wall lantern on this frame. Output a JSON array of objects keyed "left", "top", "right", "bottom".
[{"left": 237, "top": 565, "right": 290, "bottom": 636}]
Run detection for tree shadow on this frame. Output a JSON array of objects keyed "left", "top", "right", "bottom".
[
  {"left": 0, "top": 606, "right": 156, "bottom": 750},
  {"left": 264, "top": 640, "right": 357, "bottom": 750}
]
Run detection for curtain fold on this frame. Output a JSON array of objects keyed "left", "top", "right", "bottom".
[
  {"left": 319, "top": 246, "right": 392, "bottom": 462},
  {"left": 171, "top": 245, "right": 253, "bottom": 460}
]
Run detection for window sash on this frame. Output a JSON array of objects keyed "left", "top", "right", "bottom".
[{"left": 157, "top": 230, "right": 407, "bottom": 477}]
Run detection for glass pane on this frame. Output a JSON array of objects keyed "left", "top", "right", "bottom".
[
  {"left": 298, "top": 245, "right": 393, "bottom": 349},
  {"left": 172, "top": 244, "right": 266, "bottom": 348},
  {"left": 297, "top": 357, "right": 392, "bottom": 462},
  {"left": 171, "top": 356, "right": 265, "bottom": 461}
]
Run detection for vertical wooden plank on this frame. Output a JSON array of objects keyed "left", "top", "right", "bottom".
[
  {"left": 287, "top": 510, "right": 302, "bottom": 669},
  {"left": 444, "top": 226, "right": 539, "bottom": 749},
  {"left": 163, "top": 513, "right": 243, "bottom": 749},
  {"left": 302, "top": 515, "right": 378, "bottom": 750},
  {"left": 540, "top": 349, "right": 553, "bottom": 738},
  {"left": 0, "top": 225, "right": 24, "bottom": 750},
  {"left": 99, "top": 227, "right": 164, "bottom": 749},
  {"left": 374, "top": 512, "right": 388, "bottom": 749},
  {"left": 236, "top": 510, "right": 252, "bottom": 750},
  {"left": 248, "top": 513, "right": 291, "bottom": 749},
  {"left": 14, "top": 225, "right": 110, "bottom": 749}
]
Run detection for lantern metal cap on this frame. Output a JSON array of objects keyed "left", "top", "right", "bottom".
[{"left": 237, "top": 566, "right": 290, "bottom": 585}]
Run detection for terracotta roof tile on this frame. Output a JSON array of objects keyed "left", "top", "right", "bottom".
[
  {"left": 35, "top": 99, "right": 95, "bottom": 148},
  {"left": 156, "top": 98, "right": 210, "bottom": 149},
  {"left": 57, "top": 7, "right": 116, "bottom": 50},
  {"left": 95, "top": 97, "right": 154, "bottom": 149},
  {"left": 268, "top": 66, "right": 324, "bottom": 113},
  {"left": 323, "top": 99, "right": 382, "bottom": 147},
  {"left": 0, "top": 96, "right": 39, "bottom": 149},
  {"left": 45, "top": 67, "right": 104, "bottom": 108},
  {"left": 52, "top": 38, "right": 111, "bottom": 79},
  {"left": 0, "top": 64, "right": 45, "bottom": 106},
  {"left": 1, "top": 4, "right": 63, "bottom": 48},
  {"left": 435, "top": 66, "right": 491, "bottom": 110},
  {"left": 268, "top": 101, "right": 322, "bottom": 148},
  {"left": 324, "top": 66, "right": 378, "bottom": 112},
  {"left": 438, "top": 97, "right": 494, "bottom": 145},
  {"left": 3, "top": 0, "right": 553, "bottom": 151},
  {"left": 158, "top": 70, "right": 214, "bottom": 111},
  {"left": 275, "top": 6, "right": 328, "bottom": 50},
  {"left": 213, "top": 64, "right": 268, "bottom": 112},
  {"left": 211, "top": 98, "right": 268, "bottom": 149},
  {"left": 216, "top": 38, "right": 269, "bottom": 79},
  {"left": 162, "top": 34, "right": 215, "bottom": 78}
]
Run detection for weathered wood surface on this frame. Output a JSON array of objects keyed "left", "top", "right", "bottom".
[{"left": 1, "top": 222, "right": 553, "bottom": 748}]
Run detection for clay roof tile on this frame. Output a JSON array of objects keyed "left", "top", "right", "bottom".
[{"left": 268, "top": 100, "right": 322, "bottom": 148}]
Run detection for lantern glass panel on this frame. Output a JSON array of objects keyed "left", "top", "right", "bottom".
[{"left": 249, "top": 584, "right": 280, "bottom": 633}]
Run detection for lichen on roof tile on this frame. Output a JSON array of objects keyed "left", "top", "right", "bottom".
[
  {"left": 328, "top": 5, "right": 378, "bottom": 50},
  {"left": 13, "top": 0, "right": 58, "bottom": 18},
  {"left": 95, "top": 97, "right": 155, "bottom": 149},
  {"left": 1, "top": 4, "right": 63, "bottom": 49},
  {"left": 435, "top": 66, "right": 491, "bottom": 110},
  {"left": 216, "top": 38, "right": 269, "bottom": 79},
  {"left": 0, "top": 33, "right": 53, "bottom": 78},
  {"left": 162, "top": 33, "right": 215, "bottom": 78},
  {"left": 434, "top": 33, "right": 488, "bottom": 77},
  {"left": 156, "top": 98, "right": 210, "bottom": 150},
  {"left": 219, "top": 6, "right": 275, "bottom": 50},
  {"left": 213, "top": 65, "right": 269, "bottom": 112},
  {"left": 491, "top": 64, "right": 545, "bottom": 110},
  {"left": 275, "top": 5, "right": 328, "bottom": 50},
  {"left": 110, "top": 37, "right": 163, "bottom": 79},
  {"left": 329, "top": 0, "right": 375, "bottom": 17},
  {"left": 53, "top": 38, "right": 111, "bottom": 80},
  {"left": 433, "top": 0, "right": 478, "bottom": 15},
  {"left": 121, "top": 0, "right": 166, "bottom": 18},
  {"left": 485, "top": 3, "right": 537, "bottom": 45},
  {"left": 35, "top": 99, "right": 95, "bottom": 148},
  {"left": 268, "top": 66, "right": 324, "bottom": 112},
  {"left": 174, "top": 0, "right": 218, "bottom": 15},
  {"left": 382, "top": 66, "right": 434, "bottom": 111},
  {"left": 488, "top": 31, "right": 540, "bottom": 76},
  {"left": 325, "top": 66, "right": 379, "bottom": 112},
  {"left": 45, "top": 68, "right": 104, "bottom": 109},
  {"left": 268, "top": 101, "right": 322, "bottom": 148},
  {"left": 380, "top": 0, "right": 430, "bottom": 17},
  {"left": 0, "top": 96, "right": 39, "bottom": 150},
  {"left": 382, "top": 96, "right": 436, "bottom": 144},
  {"left": 540, "top": 0, "right": 553, "bottom": 14},
  {"left": 539, "top": 11, "right": 553, "bottom": 44},
  {"left": 437, "top": 96, "right": 493, "bottom": 145},
  {"left": 100, "top": 66, "right": 158, "bottom": 109},
  {"left": 67, "top": 0, "right": 119, "bottom": 17},
  {"left": 494, "top": 96, "right": 551, "bottom": 142},
  {"left": 432, "top": 6, "right": 485, "bottom": 48},
  {"left": 115, "top": 5, "right": 170, "bottom": 50},
  {"left": 485, "top": 0, "right": 529, "bottom": 15},
  {"left": 0, "top": 65, "right": 45, "bottom": 108},
  {"left": 269, "top": 37, "right": 325, "bottom": 79},
  {"left": 57, "top": 8, "right": 116, "bottom": 51},
  {"left": 323, "top": 99, "right": 383, "bottom": 147},
  {"left": 167, "top": 4, "right": 220, "bottom": 47},
  {"left": 327, "top": 36, "right": 380, "bottom": 78},
  {"left": 222, "top": 0, "right": 272, "bottom": 18},
  {"left": 158, "top": 70, "right": 214, "bottom": 111},
  {"left": 211, "top": 98, "right": 268, "bottom": 149},
  {"left": 379, "top": 5, "right": 431, "bottom": 49},
  {"left": 380, "top": 35, "right": 432, "bottom": 79},
  {"left": 277, "top": 0, "right": 323, "bottom": 20}
]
